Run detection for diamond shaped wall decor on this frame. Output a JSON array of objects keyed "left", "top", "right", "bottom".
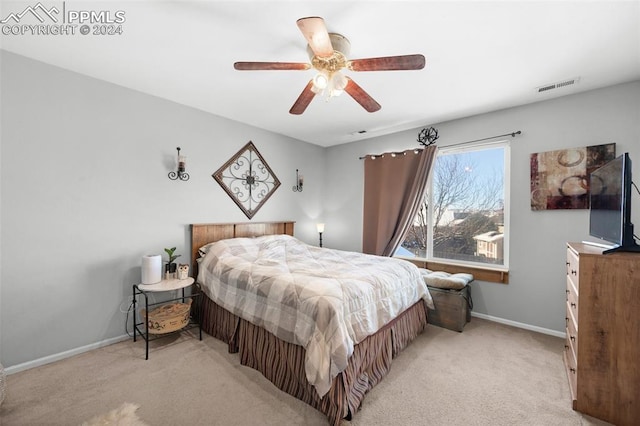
[{"left": 213, "top": 141, "right": 281, "bottom": 219}]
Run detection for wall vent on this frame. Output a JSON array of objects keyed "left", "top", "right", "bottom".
[
  {"left": 538, "top": 83, "right": 557, "bottom": 92},
  {"left": 536, "top": 77, "right": 580, "bottom": 93}
]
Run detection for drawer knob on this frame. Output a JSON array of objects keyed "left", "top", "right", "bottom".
[
  {"left": 571, "top": 269, "right": 577, "bottom": 275},
  {"left": 570, "top": 335, "right": 576, "bottom": 341},
  {"left": 570, "top": 368, "right": 576, "bottom": 374},
  {"left": 571, "top": 302, "right": 576, "bottom": 308}
]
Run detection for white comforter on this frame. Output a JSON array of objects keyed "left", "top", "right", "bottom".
[{"left": 197, "top": 234, "right": 432, "bottom": 397}]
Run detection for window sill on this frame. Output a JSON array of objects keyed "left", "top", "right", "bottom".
[{"left": 396, "top": 256, "right": 509, "bottom": 284}]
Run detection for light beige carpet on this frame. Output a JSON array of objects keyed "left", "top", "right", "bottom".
[
  {"left": 81, "top": 403, "right": 147, "bottom": 426},
  {"left": 1, "top": 318, "right": 611, "bottom": 425}
]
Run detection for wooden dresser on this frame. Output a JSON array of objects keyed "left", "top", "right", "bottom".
[{"left": 564, "top": 242, "right": 640, "bottom": 425}]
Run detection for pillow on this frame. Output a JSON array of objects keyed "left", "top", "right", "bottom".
[
  {"left": 198, "top": 242, "right": 216, "bottom": 259},
  {"left": 419, "top": 268, "right": 474, "bottom": 290}
]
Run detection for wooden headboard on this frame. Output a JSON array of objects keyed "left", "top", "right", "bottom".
[{"left": 190, "top": 221, "right": 295, "bottom": 278}]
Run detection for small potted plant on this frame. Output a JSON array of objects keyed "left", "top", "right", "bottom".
[{"left": 164, "top": 247, "right": 181, "bottom": 279}]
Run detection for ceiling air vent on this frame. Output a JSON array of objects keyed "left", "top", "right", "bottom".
[{"left": 536, "top": 77, "right": 580, "bottom": 93}]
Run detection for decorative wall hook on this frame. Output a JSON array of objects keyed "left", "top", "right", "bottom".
[
  {"left": 168, "top": 147, "right": 189, "bottom": 181},
  {"left": 418, "top": 126, "right": 439, "bottom": 147},
  {"left": 292, "top": 169, "right": 303, "bottom": 192}
]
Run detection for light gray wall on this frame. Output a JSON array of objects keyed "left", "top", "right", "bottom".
[
  {"left": 2, "top": 48, "right": 639, "bottom": 368},
  {"left": 323, "top": 80, "right": 640, "bottom": 333},
  {"left": 0, "top": 51, "right": 325, "bottom": 367}
]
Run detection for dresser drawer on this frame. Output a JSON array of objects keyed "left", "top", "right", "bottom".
[
  {"left": 566, "top": 306, "right": 578, "bottom": 357},
  {"left": 566, "top": 247, "right": 580, "bottom": 290},
  {"left": 566, "top": 278, "right": 579, "bottom": 324},
  {"left": 563, "top": 338, "right": 577, "bottom": 408}
]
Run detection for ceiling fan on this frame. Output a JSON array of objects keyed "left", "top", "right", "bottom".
[{"left": 234, "top": 17, "right": 426, "bottom": 115}]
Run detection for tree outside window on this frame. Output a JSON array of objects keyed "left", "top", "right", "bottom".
[{"left": 398, "top": 143, "right": 508, "bottom": 267}]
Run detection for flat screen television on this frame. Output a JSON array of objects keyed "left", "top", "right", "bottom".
[{"left": 589, "top": 152, "right": 640, "bottom": 254}]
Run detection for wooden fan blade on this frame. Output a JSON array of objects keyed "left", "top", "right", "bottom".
[
  {"left": 344, "top": 77, "right": 381, "bottom": 113},
  {"left": 348, "top": 54, "right": 426, "bottom": 71},
  {"left": 234, "top": 62, "right": 311, "bottom": 71},
  {"left": 296, "top": 17, "right": 334, "bottom": 58},
  {"left": 289, "top": 80, "right": 316, "bottom": 115}
]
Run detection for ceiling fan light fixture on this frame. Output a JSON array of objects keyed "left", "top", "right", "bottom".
[
  {"left": 328, "top": 72, "right": 347, "bottom": 97},
  {"left": 332, "top": 72, "right": 348, "bottom": 91},
  {"left": 328, "top": 87, "right": 343, "bottom": 98},
  {"left": 237, "top": 17, "right": 425, "bottom": 115},
  {"left": 312, "top": 72, "right": 329, "bottom": 91}
]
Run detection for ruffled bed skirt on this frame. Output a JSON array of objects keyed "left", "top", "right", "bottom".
[{"left": 198, "top": 294, "right": 428, "bottom": 425}]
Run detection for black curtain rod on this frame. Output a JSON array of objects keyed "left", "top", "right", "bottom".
[
  {"left": 359, "top": 130, "right": 521, "bottom": 160},
  {"left": 444, "top": 130, "right": 521, "bottom": 148}
]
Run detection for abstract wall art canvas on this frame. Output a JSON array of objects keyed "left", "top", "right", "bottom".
[{"left": 530, "top": 143, "right": 615, "bottom": 210}]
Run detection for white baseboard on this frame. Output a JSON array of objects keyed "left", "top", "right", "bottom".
[
  {"left": 5, "top": 314, "right": 564, "bottom": 375},
  {"left": 471, "top": 312, "right": 565, "bottom": 338},
  {"left": 5, "top": 334, "right": 130, "bottom": 375}
]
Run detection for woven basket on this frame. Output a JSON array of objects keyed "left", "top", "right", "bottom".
[{"left": 141, "top": 298, "right": 192, "bottom": 335}]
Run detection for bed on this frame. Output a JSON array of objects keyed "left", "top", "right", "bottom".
[{"left": 191, "top": 221, "right": 432, "bottom": 425}]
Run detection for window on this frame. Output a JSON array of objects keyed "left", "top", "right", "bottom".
[{"left": 397, "top": 141, "right": 510, "bottom": 270}]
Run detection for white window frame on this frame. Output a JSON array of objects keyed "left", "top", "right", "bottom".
[{"left": 406, "top": 140, "right": 510, "bottom": 272}]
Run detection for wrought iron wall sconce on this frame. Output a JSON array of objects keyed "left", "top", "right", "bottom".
[
  {"left": 317, "top": 223, "right": 324, "bottom": 248},
  {"left": 292, "top": 169, "right": 304, "bottom": 192},
  {"left": 168, "top": 147, "right": 189, "bottom": 181}
]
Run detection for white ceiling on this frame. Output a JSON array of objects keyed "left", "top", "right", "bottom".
[{"left": 2, "top": 1, "right": 639, "bottom": 147}]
